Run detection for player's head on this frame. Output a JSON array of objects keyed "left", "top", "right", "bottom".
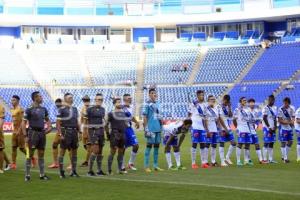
[
  {"left": 64, "top": 93, "right": 73, "bottom": 105},
  {"left": 148, "top": 88, "right": 157, "bottom": 101},
  {"left": 11, "top": 95, "right": 20, "bottom": 107},
  {"left": 95, "top": 93, "right": 103, "bottom": 106},
  {"left": 247, "top": 98, "right": 255, "bottom": 109},
  {"left": 181, "top": 119, "right": 193, "bottom": 133},
  {"left": 207, "top": 95, "right": 216, "bottom": 106},
  {"left": 196, "top": 90, "right": 205, "bottom": 102},
  {"left": 113, "top": 97, "right": 122, "bottom": 109},
  {"left": 283, "top": 97, "right": 291, "bottom": 107},
  {"left": 222, "top": 94, "right": 231, "bottom": 105},
  {"left": 82, "top": 95, "right": 90, "bottom": 106},
  {"left": 55, "top": 98, "right": 62, "bottom": 108},
  {"left": 267, "top": 95, "right": 275, "bottom": 106},
  {"left": 31, "top": 91, "right": 43, "bottom": 104},
  {"left": 239, "top": 97, "right": 247, "bottom": 106},
  {"left": 123, "top": 93, "right": 132, "bottom": 105}
]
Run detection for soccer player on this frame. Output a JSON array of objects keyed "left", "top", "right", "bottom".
[
  {"left": 85, "top": 93, "right": 106, "bottom": 176},
  {"left": 187, "top": 90, "right": 208, "bottom": 169},
  {"left": 10, "top": 95, "right": 26, "bottom": 170},
  {"left": 248, "top": 98, "right": 265, "bottom": 164},
  {"left": 105, "top": 98, "right": 128, "bottom": 175},
  {"left": 22, "top": 91, "right": 52, "bottom": 181},
  {"left": 122, "top": 94, "right": 140, "bottom": 171},
  {"left": 163, "top": 119, "right": 192, "bottom": 170},
  {"left": 295, "top": 106, "right": 300, "bottom": 162},
  {"left": 262, "top": 95, "right": 277, "bottom": 163},
  {"left": 0, "top": 102, "right": 6, "bottom": 173},
  {"left": 219, "top": 95, "right": 236, "bottom": 165},
  {"left": 57, "top": 93, "right": 81, "bottom": 178},
  {"left": 143, "top": 88, "right": 163, "bottom": 172},
  {"left": 233, "top": 97, "right": 252, "bottom": 166},
  {"left": 278, "top": 97, "right": 295, "bottom": 163},
  {"left": 80, "top": 95, "right": 91, "bottom": 167},
  {"left": 204, "top": 95, "right": 229, "bottom": 167}
]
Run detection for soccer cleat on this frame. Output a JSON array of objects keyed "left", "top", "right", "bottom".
[
  {"left": 25, "top": 175, "right": 31, "bottom": 181},
  {"left": 283, "top": 159, "right": 290, "bottom": 164},
  {"left": 87, "top": 171, "right": 96, "bottom": 176},
  {"left": 211, "top": 162, "right": 219, "bottom": 167},
  {"left": 269, "top": 160, "right": 278, "bottom": 164},
  {"left": 48, "top": 163, "right": 59, "bottom": 169},
  {"left": 259, "top": 160, "right": 268, "bottom": 164},
  {"left": 128, "top": 164, "right": 137, "bottom": 171},
  {"left": 144, "top": 168, "right": 152, "bottom": 173},
  {"left": 245, "top": 160, "right": 254, "bottom": 166},
  {"left": 40, "top": 175, "right": 50, "bottom": 181},
  {"left": 31, "top": 157, "right": 37, "bottom": 168},
  {"left": 10, "top": 163, "right": 17, "bottom": 170},
  {"left": 221, "top": 162, "right": 228, "bottom": 167},
  {"left": 70, "top": 171, "right": 80, "bottom": 177},
  {"left": 0, "top": 169, "right": 4, "bottom": 174},
  {"left": 96, "top": 170, "right": 107, "bottom": 176},
  {"left": 225, "top": 159, "right": 233, "bottom": 165},
  {"left": 67, "top": 165, "right": 72, "bottom": 171},
  {"left": 168, "top": 166, "right": 178, "bottom": 171},
  {"left": 119, "top": 170, "right": 128, "bottom": 175},
  {"left": 191, "top": 164, "right": 199, "bottom": 169},
  {"left": 4, "top": 164, "right": 11, "bottom": 171},
  {"left": 60, "top": 170, "right": 66, "bottom": 179},
  {"left": 154, "top": 167, "right": 164, "bottom": 172},
  {"left": 80, "top": 161, "right": 88, "bottom": 167},
  {"left": 177, "top": 165, "right": 187, "bottom": 170},
  {"left": 201, "top": 163, "right": 210, "bottom": 169},
  {"left": 108, "top": 170, "right": 113, "bottom": 175},
  {"left": 237, "top": 161, "right": 243, "bottom": 167}
]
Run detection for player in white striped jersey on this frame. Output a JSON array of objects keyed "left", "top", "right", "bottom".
[
  {"left": 163, "top": 119, "right": 192, "bottom": 170},
  {"left": 294, "top": 107, "right": 300, "bottom": 162}
]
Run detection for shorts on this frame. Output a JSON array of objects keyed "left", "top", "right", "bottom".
[
  {"left": 88, "top": 127, "right": 105, "bottom": 146},
  {"left": 110, "top": 129, "right": 126, "bottom": 148},
  {"left": 53, "top": 132, "right": 61, "bottom": 145},
  {"left": 60, "top": 128, "right": 79, "bottom": 150},
  {"left": 125, "top": 127, "right": 138, "bottom": 148},
  {"left": 0, "top": 132, "right": 5, "bottom": 149},
  {"left": 163, "top": 135, "right": 178, "bottom": 146},
  {"left": 279, "top": 129, "right": 293, "bottom": 142},
  {"left": 12, "top": 132, "right": 25, "bottom": 148},
  {"left": 237, "top": 130, "right": 252, "bottom": 144},
  {"left": 146, "top": 132, "right": 161, "bottom": 145},
  {"left": 26, "top": 129, "right": 46, "bottom": 150},
  {"left": 191, "top": 129, "right": 206, "bottom": 143},
  {"left": 296, "top": 130, "right": 300, "bottom": 144},
  {"left": 219, "top": 130, "right": 235, "bottom": 143},
  {"left": 263, "top": 127, "right": 276, "bottom": 143},
  {"left": 251, "top": 134, "right": 259, "bottom": 145},
  {"left": 82, "top": 129, "right": 89, "bottom": 146},
  {"left": 206, "top": 132, "right": 219, "bottom": 145}
]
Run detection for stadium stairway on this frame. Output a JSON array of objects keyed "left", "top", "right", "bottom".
[
  {"left": 134, "top": 50, "right": 146, "bottom": 118},
  {"left": 78, "top": 49, "right": 94, "bottom": 86},
  {"left": 221, "top": 46, "right": 265, "bottom": 97},
  {"left": 186, "top": 47, "right": 207, "bottom": 85}
]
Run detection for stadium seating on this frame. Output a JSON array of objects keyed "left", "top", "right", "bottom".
[
  {"left": 143, "top": 85, "right": 227, "bottom": 118},
  {"left": 275, "top": 81, "right": 300, "bottom": 107},
  {"left": 84, "top": 50, "right": 138, "bottom": 85},
  {"left": 194, "top": 45, "right": 260, "bottom": 83},
  {"left": 243, "top": 43, "right": 300, "bottom": 81},
  {"left": 0, "top": 87, "right": 55, "bottom": 122},
  {"left": 144, "top": 48, "right": 198, "bottom": 84},
  {"left": 0, "top": 49, "right": 36, "bottom": 85},
  {"left": 229, "top": 82, "right": 280, "bottom": 108}
]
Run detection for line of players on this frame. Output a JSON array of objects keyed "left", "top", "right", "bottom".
[{"left": 0, "top": 88, "right": 300, "bottom": 180}]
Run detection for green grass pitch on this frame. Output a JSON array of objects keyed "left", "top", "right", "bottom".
[{"left": 1, "top": 131, "right": 300, "bottom": 200}]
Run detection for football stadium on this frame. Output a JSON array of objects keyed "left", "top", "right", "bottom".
[{"left": 0, "top": 0, "right": 300, "bottom": 199}]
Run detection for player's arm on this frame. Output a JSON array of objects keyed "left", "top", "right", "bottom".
[
  {"left": 278, "top": 117, "right": 290, "bottom": 125},
  {"left": 263, "top": 114, "right": 270, "bottom": 127},
  {"left": 165, "top": 134, "right": 175, "bottom": 146},
  {"left": 228, "top": 102, "right": 233, "bottom": 118},
  {"left": 297, "top": 117, "right": 300, "bottom": 124},
  {"left": 105, "top": 114, "right": 110, "bottom": 140},
  {"left": 177, "top": 134, "right": 186, "bottom": 148},
  {"left": 132, "top": 116, "right": 140, "bottom": 129},
  {"left": 219, "top": 117, "right": 228, "bottom": 132},
  {"left": 142, "top": 104, "right": 149, "bottom": 131},
  {"left": 0, "top": 117, "right": 4, "bottom": 133}
]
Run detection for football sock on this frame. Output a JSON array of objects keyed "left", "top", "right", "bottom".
[
  {"left": 129, "top": 151, "right": 137, "bottom": 165},
  {"left": 174, "top": 152, "right": 181, "bottom": 167},
  {"left": 38, "top": 158, "right": 45, "bottom": 176},
  {"left": 191, "top": 147, "right": 197, "bottom": 165},
  {"left": 165, "top": 152, "right": 172, "bottom": 168},
  {"left": 89, "top": 154, "right": 96, "bottom": 172},
  {"left": 144, "top": 147, "right": 151, "bottom": 168},
  {"left": 96, "top": 155, "right": 103, "bottom": 172},
  {"left": 211, "top": 147, "right": 216, "bottom": 163},
  {"left": 219, "top": 146, "right": 225, "bottom": 163},
  {"left": 153, "top": 147, "right": 159, "bottom": 168},
  {"left": 236, "top": 147, "right": 241, "bottom": 163},
  {"left": 226, "top": 145, "right": 235, "bottom": 160}
]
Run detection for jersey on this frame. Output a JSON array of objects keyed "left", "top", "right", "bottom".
[
  {"left": 163, "top": 121, "right": 184, "bottom": 137},
  {"left": 262, "top": 105, "right": 277, "bottom": 129},
  {"left": 249, "top": 108, "right": 261, "bottom": 134},
  {"left": 295, "top": 107, "right": 300, "bottom": 131},
  {"left": 24, "top": 105, "right": 49, "bottom": 129},
  {"left": 204, "top": 105, "right": 221, "bottom": 133},
  {"left": 278, "top": 105, "right": 295, "bottom": 131},
  {"left": 188, "top": 100, "right": 206, "bottom": 130},
  {"left": 123, "top": 104, "right": 134, "bottom": 127},
  {"left": 57, "top": 106, "right": 79, "bottom": 128},
  {"left": 85, "top": 106, "right": 105, "bottom": 127},
  {"left": 220, "top": 104, "right": 233, "bottom": 130},
  {"left": 233, "top": 106, "right": 251, "bottom": 133},
  {"left": 0, "top": 104, "right": 5, "bottom": 119},
  {"left": 11, "top": 106, "right": 24, "bottom": 131},
  {"left": 80, "top": 106, "right": 88, "bottom": 123},
  {"left": 107, "top": 111, "right": 129, "bottom": 132},
  {"left": 142, "top": 100, "right": 162, "bottom": 133}
]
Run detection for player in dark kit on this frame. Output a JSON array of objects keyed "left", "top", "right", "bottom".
[
  {"left": 105, "top": 98, "right": 129, "bottom": 175},
  {"left": 22, "top": 91, "right": 52, "bottom": 181},
  {"left": 57, "top": 93, "right": 81, "bottom": 178},
  {"left": 85, "top": 93, "right": 106, "bottom": 176}
]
